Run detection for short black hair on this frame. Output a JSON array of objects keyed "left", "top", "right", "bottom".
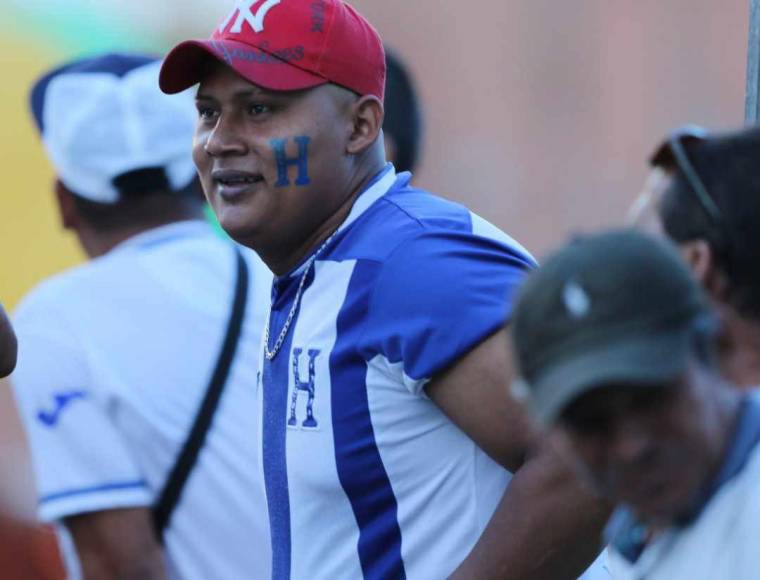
[
  {"left": 383, "top": 50, "right": 423, "bottom": 174},
  {"left": 69, "top": 168, "right": 204, "bottom": 232},
  {"left": 658, "top": 126, "right": 760, "bottom": 318}
]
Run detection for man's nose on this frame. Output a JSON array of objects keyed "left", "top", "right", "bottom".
[
  {"left": 608, "top": 419, "right": 653, "bottom": 466},
  {"left": 202, "top": 115, "right": 248, "bottom": 157}
]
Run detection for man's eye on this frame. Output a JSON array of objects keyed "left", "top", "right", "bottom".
[
  {"left": 563, "top": 415, "right": 611, "bottom": 437},
  {"left": 248, "top": 103, "right": 269, "bottom": 116},
  {"left": 197, "top": 106, "right": 217, "bottom": 120}
]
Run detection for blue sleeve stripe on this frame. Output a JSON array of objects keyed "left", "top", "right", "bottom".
[{"left": 40, "top": 480, "right": 149, "bottom": 505}]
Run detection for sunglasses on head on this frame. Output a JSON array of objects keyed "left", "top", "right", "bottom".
[
  {"left": 649, "top": 125, "right": 722, "bottom": 223},
  {"left": 649, "top": 125, "right": 736, "bottom": 275}
]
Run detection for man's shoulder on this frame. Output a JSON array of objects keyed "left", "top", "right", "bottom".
[
  {"left": 14, "top": 261, "right": 105, "bottom": 326},
  {"left": 15, "top": 224, "right": 239, "bottom": 326},
  {"left": 380, "top": 183, "right": 474, "bottom": 231},
  {"left": 340, "top": 179, "right": 535, "bottom": 266},
  {"left": 378, "top": 183, "right": 536, "bottom": 268}
]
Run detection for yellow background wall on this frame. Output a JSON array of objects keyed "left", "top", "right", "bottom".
[{"left": 0, "top": 37, "right": 83, "bottom": 309}]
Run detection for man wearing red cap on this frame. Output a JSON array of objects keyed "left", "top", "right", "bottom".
[{"left": 161, "top": 1, "right": 609, "bottom": 578}]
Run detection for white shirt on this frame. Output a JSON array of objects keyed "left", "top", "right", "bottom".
[
  {"left": 11, "top": 221, "right": 272, "bottom": 580},
  {"left": 607, "top": 395, "right": 760, "bottom": 579}
]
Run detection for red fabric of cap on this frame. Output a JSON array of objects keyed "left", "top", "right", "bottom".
[{"left": 159, "top": 0, "right": 385, "bottom": 100}]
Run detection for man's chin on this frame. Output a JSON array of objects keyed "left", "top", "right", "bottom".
[
  {"left": 626, "top": 495, "right": 693, "bottom": 528},
  {"left": 213, "top": 209, "right": 265, "bottom": 247},
  {"left": 221, "top": 223, "right": 262, "bottom": 248}
]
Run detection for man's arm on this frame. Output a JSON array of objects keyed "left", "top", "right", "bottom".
[
  {"left": 427, "top": 328, "right": 612, "bottom": 580},
  {"left": 66, "top": 508, "right": 167, "bottom": 580},
  {"left": 0, "top": 303, "right": 17, "bottom": 377}
]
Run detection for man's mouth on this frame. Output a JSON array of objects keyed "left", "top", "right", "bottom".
[{"left": 211, "top": 170, "right": 265, "bottom": 199}]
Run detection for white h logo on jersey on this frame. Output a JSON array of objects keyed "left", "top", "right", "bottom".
[{"left": 219, "top": 0, "right": 282, "bottom": 34}]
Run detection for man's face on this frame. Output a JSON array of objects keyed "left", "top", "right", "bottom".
[
  {"left": 554, "top": 365, "right": 723, "bottom": 525},
  {"left": 627, "top": 166, "right": 673, "bottom": 237},
  {"left": 193, "top": 63, "right": 356, "bottom": 258}
]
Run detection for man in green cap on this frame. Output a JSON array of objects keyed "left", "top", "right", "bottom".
[{"left": 511, "top": 229, "right": 760, "bottom": 579}]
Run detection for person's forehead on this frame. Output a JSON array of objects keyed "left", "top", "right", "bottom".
[
  {"left": 561, "top": 383, "right": 670, "bottom": 423},
  {"left": 644, "top": 166, "right": 675, "bottom": 199},
  {"left": 195, "top": 61, "right": 352, "bottom": 109},
  {"left": 196, "top": 61, "right": 271, "bottom": 97},
  {"left": 627, "top": 166, "right": 674, "bottom": 232}
]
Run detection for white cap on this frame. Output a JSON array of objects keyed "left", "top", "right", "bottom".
[{"left": 30, "top": 53, "right": 197, "bottom": 204}]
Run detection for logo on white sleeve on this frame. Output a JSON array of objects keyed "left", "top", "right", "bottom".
[{"left": 219, "top": 0, "right": 283, "bottom": 34}]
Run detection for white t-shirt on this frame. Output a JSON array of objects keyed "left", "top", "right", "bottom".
[
  {"left": 11, "top": 221, "right": 272, "bottom": 580},
  {"left": 607, "top": 396, "right": 760, "bottom": 580}
]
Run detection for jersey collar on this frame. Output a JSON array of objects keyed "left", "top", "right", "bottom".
[
  {"left": 281, "top": 164, "right": 400, "bottom": 280},
  {"left": 336, "top": 163, "right": 397, "bottom": 235}
]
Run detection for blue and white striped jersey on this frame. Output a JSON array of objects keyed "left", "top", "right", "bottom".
[{"left": 258, "top": 165, "right": 536, "bottom": 579}]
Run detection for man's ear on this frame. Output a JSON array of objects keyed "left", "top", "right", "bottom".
[
  {"left": 346, "top": 96, "right": 384, "bottom": 156},
  {"left": 679, "top": 239, "right": 729, "bottom": 302},
  {"left": 54, "top": 180, "right": 80, "bottom": 231}
]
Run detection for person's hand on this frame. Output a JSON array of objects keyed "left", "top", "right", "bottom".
[{"left": 0, "top": 304, "right": 17, "bottom": 378}]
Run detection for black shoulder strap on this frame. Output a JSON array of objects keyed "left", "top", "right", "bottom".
[{"left": 152, "top": 247, "right": 249, "bottom": 540}]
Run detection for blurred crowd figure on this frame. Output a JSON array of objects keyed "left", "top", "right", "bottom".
[
  {"left": 511, "top": 230, "right": 760, "bottom": 579},
  {"left": 383, "top": 50, "right": 424, "bottom": 174},
  {"left": 6, "top": 54, "right": 273, "bottom": 578},
  {"left": 630, "top": 126, "right": 760, "bottom": 389}
]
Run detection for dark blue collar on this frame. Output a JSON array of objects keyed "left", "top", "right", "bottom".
[
  {"left": 706, "top": 394, "right": 760, "bottom": 494},
  {"left": 606, "top": 394, "right": 760, "bottom": 563}
]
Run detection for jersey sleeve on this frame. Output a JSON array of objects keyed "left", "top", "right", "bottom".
[
  {"left": 10, "top": 292, "right": 151, "bottom": 522},
  {"left": 360, "top": 229, "right": 535, "bottom": 395}
]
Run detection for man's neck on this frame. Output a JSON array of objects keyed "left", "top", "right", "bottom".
[
  {"left": 266, "top": 159, "right": 387, "bottom": 276},
  {"left": 717, "top": 307, "right": 760, "bottom": 389},
  {"left": 79, "top": 216, "right": 205, "bottom": 259}
]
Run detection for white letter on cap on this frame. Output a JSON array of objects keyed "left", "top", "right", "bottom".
[
  {"left": 220, "top": 0, "right": 282, "bottom": 34},
  {"left": 563, "top": 281, "right": 591, "bottom": 319}
]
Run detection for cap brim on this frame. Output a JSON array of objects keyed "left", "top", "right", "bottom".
[
  {"left": 521, "top": 327, "right": 693, "bottom": 426},
  {"left": 159, "top": 39, "right": 328, "bottom": 94}
]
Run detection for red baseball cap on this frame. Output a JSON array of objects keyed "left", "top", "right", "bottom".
[{"left": 159, "top": 0, "right": 385, "bottom": 100}]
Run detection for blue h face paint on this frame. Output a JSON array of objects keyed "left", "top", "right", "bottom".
[{"left": 271, "top": 136, "right": 311, "bottom": 187}]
